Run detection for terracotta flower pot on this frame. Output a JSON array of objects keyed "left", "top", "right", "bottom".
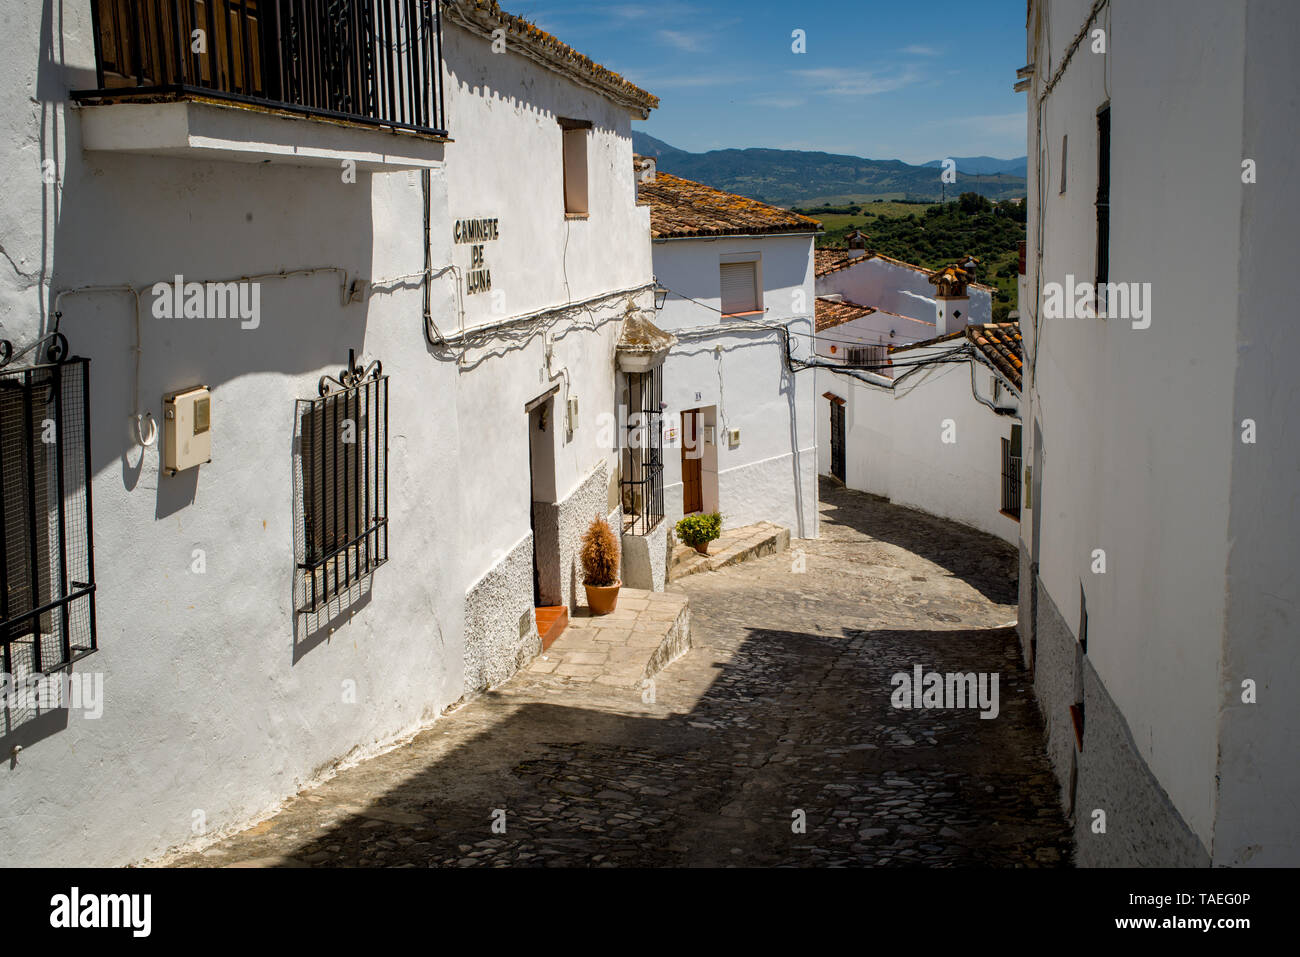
[
  {"left": 693, "top": 542, "right": 709, "bottom": 555},
  {"left": 584, "top": 580, "right": 621, "bottom": 615}
]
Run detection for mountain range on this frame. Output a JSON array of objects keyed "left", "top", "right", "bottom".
[
  {"left": 920, "top": 155, "right": 1028, "bottom": 177},
  {"left": 632, "top": 132, "right": 1027, "bottom": 207}
]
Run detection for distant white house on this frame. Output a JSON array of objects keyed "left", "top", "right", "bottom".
[
  {"left": 636, "top": 161, "right": 820, "bottom": 541},
  {"left": 818, "top": 323, "right": 1024, "bottom": 545}
]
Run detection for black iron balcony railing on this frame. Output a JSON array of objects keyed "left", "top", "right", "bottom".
[{"left": 77, "top": 1, "right": 446, "bottom": 137}]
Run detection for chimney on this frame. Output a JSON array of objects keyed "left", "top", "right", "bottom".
[
  {"left": 846, "top": 229, "right": 869, "bottom": 259},
  {"left": 929, "top": 264, "right": 971, "bottom": 336},
  {"left": 634, "top": 154, "right": 657, "bottom": 184}
]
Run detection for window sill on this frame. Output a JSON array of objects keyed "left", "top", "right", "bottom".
[
  {"left": 565, "top": 212, "right": 590, "bottom": 220},
  {"left": 721, "top": 309, "right": 764, "bottom": 319},
  {"left": 999, "top": 509, "right": 1021, "bottom": 522}
]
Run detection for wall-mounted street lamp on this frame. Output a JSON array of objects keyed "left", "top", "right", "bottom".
[{"left": 653, "top": 281, "right": 669, "bottom": 310}]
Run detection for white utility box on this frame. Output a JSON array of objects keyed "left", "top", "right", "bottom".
[{"left": 163, "top": 386, "right": 211, "bottom": 475}]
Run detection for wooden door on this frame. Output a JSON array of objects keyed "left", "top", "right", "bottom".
[
  {"left": 830, "top": 402, "right": 846, "bottom": 482},
  {"left": 680, "top": 409, "right": 703, "bottom": 514}
]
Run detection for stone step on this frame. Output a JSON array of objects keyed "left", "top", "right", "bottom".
[
  {"left": 528, "top": 588, "right": 690, "bottom": 689},
  {"left": 535, "top": 605, "right": 569, "bottom": 651},
  {"left": 668, "top": 521, "right": 791, "bottom": 582}
]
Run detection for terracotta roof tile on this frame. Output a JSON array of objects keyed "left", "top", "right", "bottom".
[
  {"left": 815, "top": 296, "right": 875, "bottom": 332},
  {"left": 890, "top": 322, "right": 1023, "bottom": 391},
  {"left": 639, "top": 173, "right": 823, "bottom": 239},
  {"left": 816, "top": 249, "right": 997, "bottom": 290}
]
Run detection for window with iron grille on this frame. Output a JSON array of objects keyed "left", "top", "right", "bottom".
[
  {"left": 620, "top": 366, "right": 664, "bottom": 536},
  {"left": 0, "top": 358, "right": 97, "bottom": 680},
  {"left": 845, "top": 343, "right": 889, "bottom": 368},
  {"left": 295, "top": 357, "right": 388, "bottom": 612},
  {"left": 1001, "top": 424, "right": 1022, "bottom": 519}
]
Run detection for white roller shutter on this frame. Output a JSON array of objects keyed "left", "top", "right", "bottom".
[{"left": 720, "top": 261, "right": 758, "bottom": 315}]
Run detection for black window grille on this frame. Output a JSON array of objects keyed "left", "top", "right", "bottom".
[
  {"left": 1001, "top": 424, "right": 1022, "bottom": 518},
  {"left": 620, "top": 366, "right": 664, "bottom": 536},
  {"left": 295, "top": 356, "right": 387, "bottom": 612},
  {"left": 78, "top": 0, "right": 447, "bottom": 137},
  {"left": 0, "top": 358, "right": 97, "bottom": 679},
  {"left": 845, "top": 343, "right": 889, "bottom": 368}
]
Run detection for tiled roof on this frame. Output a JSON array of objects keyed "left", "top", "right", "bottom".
[
  {"left": 639, "top": 173, "right": 823, "bottom": 239},
  {"left": 815, "top": 248, "right": 856, "bottom": 276},
  {"left": 890, "top": 322, "right": 1023, "bottom": 391},
  {"left": 815, "top": 248, "right": 996, "bottom": 290},
  {"left": 446, "top": 2, "right": 659, "bottom": 117},
  {"left": 815, "top": 296, "right": 876, "bottom": 332}
]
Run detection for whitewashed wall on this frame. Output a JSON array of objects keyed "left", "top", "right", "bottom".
[
  {"left": 817, "top": 256, "right": 993, "bottom": 326},
  {"left": 653, "top": 234, "right": 818, "bottom": 539},
  {"left": 819, "top": 358, "right": 1021, "bottom": 544},
  {"left": 814, "top": 310, "right": 938, "bottom": 360},
  {"left": 1022, "top": 0, "right": 1299, "bottom": 865},
  {"left": 0, "top": 6, "right": 650, "bottom": 866}
]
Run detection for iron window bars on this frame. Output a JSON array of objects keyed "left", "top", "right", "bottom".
[
  {"left": 0, "top": 355, "right": 97, "bottom": 679},
  {"left": 296, "top": 352, "right": 388, "bottom": 613},
  {"left": 620, "top": 367, "right": 664, "bottom": 537},
  {"left": 77, "top": 0, "right": 447, "bottom": 137},
  {"left": 1001, "top": 426, "right": 1022, "bottom": 518}
]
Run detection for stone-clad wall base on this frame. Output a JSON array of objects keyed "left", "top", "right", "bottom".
[
  {"left": 463, "top": 534, "right": 538, "bottom": 694},
  {"left": 1034, "top": 580, "right": 1210, "bottom": 866},
  {"left": 621, "top": 518, "right": 669, "bottom": 592},
  {"left": 552, "top": 462, "right": 619, "bottom": 612},
  {"left": 1016, "top": 542, "right": 1034, "bottom": 669}
]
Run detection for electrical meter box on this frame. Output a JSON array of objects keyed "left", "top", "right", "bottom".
[{"left": 164, "top": 386, "right": 211, "bottom": 475}]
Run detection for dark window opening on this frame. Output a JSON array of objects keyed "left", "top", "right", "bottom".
[
  {"left": 1000, "top": 423, "right": 1022, "bottom": 519},
  {"left": 621, "top": 366, "right": 664, "bottom": 536},
  {"left": 0, "top": 358, "right": 96, "bottom": 680},
  {"left": 296, "top": 363, "right": 388, "bottom": 613},
  {"left": 1096, "top": 105, "right": 1111, "bottom": 315}
]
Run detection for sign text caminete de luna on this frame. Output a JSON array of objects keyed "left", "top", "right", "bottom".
[{"left": 454, "top": 217, "right": 500, "bottom": 296}]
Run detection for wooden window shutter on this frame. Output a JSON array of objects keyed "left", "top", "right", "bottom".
[{"left": 720, "top": 262, "right": 758, "bottom": 315}]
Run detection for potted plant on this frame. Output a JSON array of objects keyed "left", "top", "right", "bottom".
[
  {"left": 580, "top": 514, "right": 621, "bottom": 615},
  {"left": 675, "top": 512, "right": 722, "bottom": 555}
]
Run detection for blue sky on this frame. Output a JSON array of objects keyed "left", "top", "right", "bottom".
[{"left": 507, "top": 0, "right": 1028, "bottom": 164}]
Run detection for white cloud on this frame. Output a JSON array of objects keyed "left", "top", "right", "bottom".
[
  {"left": 901, "top": 44, "right": 941, "bottom": 56},
  {"left": 750, "top": 95, "right": 806, "bottom": 109},
  {"left": 657, "top": 29, "right": 708, "bottom": 53},
  {"left": 789, "top": 66, "right": 925, "bottom": 97}
]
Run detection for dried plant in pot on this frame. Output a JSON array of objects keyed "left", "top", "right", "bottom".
[
  {"left": 675, "top": 512, "right": 722, "bottom": 555},
  {"left": 580, "top": 514, "right": 621, "bottom": 615}
]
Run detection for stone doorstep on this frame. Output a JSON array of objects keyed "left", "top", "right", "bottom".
[
  {"left": 668, "top": 521, "right": 791, "bottom": 582},
  {"left": 529, "top": 587, "right": 691, "bottom": 689}
]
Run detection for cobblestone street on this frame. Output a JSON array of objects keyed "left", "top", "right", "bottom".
[{"left": 167, "top": 479, "right": 1072, "bottom": 868}]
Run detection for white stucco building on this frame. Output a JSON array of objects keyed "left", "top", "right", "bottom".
[
  {"left": 636, "top": 164, "right": 820, "bottom": 541},
  {"left": 819, "top": 323, "right": 1024, "bottom": 546},
  {"left": 0, "top": 0, "right": 660, "bottom": 866},
  {"left": 1019, "top": 0, "right": 1299, "bottom": 866}
]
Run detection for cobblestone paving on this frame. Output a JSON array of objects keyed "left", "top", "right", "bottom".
[{"left": 167, "top": 479, "right": 1071, "bottom": 868}]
